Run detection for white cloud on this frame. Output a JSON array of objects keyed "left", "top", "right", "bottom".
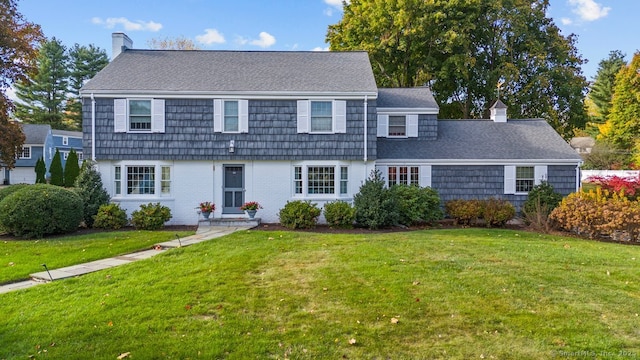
[
  {"left": 249, "top": 32, "right": 276, "bottom": 48},
  {"left": 324, "top": 0, "right": 347, "bottom": 8},
  {"left": 312, "top": 46, "right": 329, "bottom": 52},
  {"left": 91, "top": 17, "right": 162, "bottom": 32},
  {"left": 561, "top": 17, "right": 573, "bottom": 25},
  {"left": 195, "top": 29, "right": 225, "bottom": 45},
  {"left": 568, "top": 0, "right": 611, "bottom": 21}
]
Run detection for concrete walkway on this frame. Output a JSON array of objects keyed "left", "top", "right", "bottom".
[{"left": 0, "top": 224, "right": 252, "bottom": 294}]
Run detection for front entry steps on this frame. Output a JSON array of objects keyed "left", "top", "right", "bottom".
[{"left": 200, "top": 217, "right": 260, "bottom": 228}]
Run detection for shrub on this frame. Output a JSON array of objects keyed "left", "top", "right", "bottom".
[
  {"left": 481, "top": 198, "right": 516, "bottom": 227},
  {"left": 0, "top": 184, "right": 30, "bottom": 203},
  {"left": 130, "top": 202, "right": 172, "bottom": 230},
  {"left": 278, "top": 200, "right": 321, "bottom": 229},
  {"left": 0, "top": 184, "right": 83, "bottom": 238},
  {"left": 550, "top": 189, "right": 609, "bottom": 239},
  {"left": 75, "top": 161, "right": 110, "bottom": 227},
  {"left": 93, "top": 203, "right": 128, "bottom": 230},
  {"left": 64, "top": 149, "right": 80, "bottom": 187},
  {"left": 445, "top": 199, "right": 483, "bottom": 226},
  {"left": 584, "top": 175, "right": 640, "bottom": 200},
  {"left": 391, "top": 184, "right": 443, "bottom": 226},
  {"left": 353, "top": 170, "right": 398, "bottom": 229},
  {"left": 323, "top": 201, "right": 356, "bottom": 229},
  {"left": 49, "top": 149, "right": 64, "bottom": 186},
  {"left": 523, "top": 181, "right": 563, "bottom": 216}
]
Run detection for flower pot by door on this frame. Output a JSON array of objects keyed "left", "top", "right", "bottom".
[
  {"left": 246, "top": 210, "right": 257, "bottom": 219},
  {"left": 202, "top": 211, "right": 211, "bottom": 219}
]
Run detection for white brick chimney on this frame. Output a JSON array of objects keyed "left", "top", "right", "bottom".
[
  {"left": 489, "top": 99, "right": 507, "bottom": 123},
  {"left": 111, "top": 32, "right": 132, "bottom": 60}
]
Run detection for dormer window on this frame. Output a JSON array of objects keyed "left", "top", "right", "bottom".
[
  {"left": 388, "top": 116, "right": 406, "bottom": 137},
  {"left": 377, "top": 114, "right": 418, "bottom": 138}
]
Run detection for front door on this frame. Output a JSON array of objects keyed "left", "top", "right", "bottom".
[{"left": 223, "top": 165, "right": 244, "bottom": 214}]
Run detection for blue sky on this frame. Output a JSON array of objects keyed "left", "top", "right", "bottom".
[{"left": 16, "top": 0, "right": 638, "bottom": 81}]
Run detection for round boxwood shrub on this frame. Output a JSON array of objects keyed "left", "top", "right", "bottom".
[
  {"left": 130, "top": 202, "right": 172, "bottom": 230},
  {"left": 278, "top": 200, "right": 321, "bottom": 229},
  {"left": 323, "top": 200, "right": 356, "bottom": 229},
  {"left": 0, "top": 184, "right": 30, "bottom": 203},
  {"left": 0, "top": 184, "right": 83, "bottom": 238},
  {"left": 93, "top": 203, "right": 128, "bottom": 230},
  {"left": 390, "top": 184, "right": 443, "bottom": 226}
]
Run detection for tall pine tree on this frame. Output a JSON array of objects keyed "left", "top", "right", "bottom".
[
  {"left": 49, "top": 148, "right": 64, "bottom": 186},
  {"left": 66, "top": 44, "right": 108, "bottom": 129},
  {"left": 14, "top": 38, "right": 69, "bottom": 129},
  {"left": 587, "top": 50, "right": 626, "bottom": 127}
]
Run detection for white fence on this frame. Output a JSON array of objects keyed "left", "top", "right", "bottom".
[{"left": 582, "top": 170, "right": 640, "bottom": 182}]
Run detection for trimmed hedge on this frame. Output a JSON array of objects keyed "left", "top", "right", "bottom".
[
  {"left": 0, "top": 184, "right": 83, "bottom": 238},
  {"left": 130, "top": 203, "right": 172, "bottom": 230},
  {"left": 278, "top": 200, "right": 321, "bottom": 229},
  {"left": 323, "top": 201, "right": 356, "bottom": 229},
  {"left": 445, "top": 198, "right": 515, "bottom": 228},
  {"left": 391, "top": 184, "right": 443, "bottom": 226},
  {"left": 94, "top": 203, "right": 128, "bottom": 230}
]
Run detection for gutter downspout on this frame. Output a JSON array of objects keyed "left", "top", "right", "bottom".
[
  {"left": 91, "top": 93, "right": 96, "bottom": 161},
  {"left": 363, "top": 95, "right": 368, "bottom": 162}
]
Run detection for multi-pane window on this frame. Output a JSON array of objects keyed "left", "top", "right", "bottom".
[
  {"left": 387, "top": 166, "right": 419, "bottom": 187},
  {"left": 294, "top": 166, "right": 303, "bottom": 194},
  {"left": 340, "top": 166, "right": 348, "bottom": 194},
  {"left": 388, "top": 116, "right": 406, "bottom": 136},
  {"left": 224, "top": 100, "right": 239, "bottom": 132},
  {"left": 18, "top": 146, "right": 31, "bottom": 159},
  {"left": 127, "top": 166, "right": 155, "bottom": 194},
  {"left": 129, "top": 100, "right": 152, "bottom": 131},
  {"left": 516, "top": 166, "right": 535, "bottom": 192},
  {"left": 114, "top": 166, "right": 122, "bottom": 195},
  {"left": 308, "top": 166, "right": 335, "bottom": 194},
  {"left": 161, "top": 166, "right": 171, "bottom": 194},
  {"left": 310, "top": 101, "right": 332, "bottom": 132},
  {"left": 77, "top": 152, "right": 84, "bottom": 160},
  {"left": 62, "top": 136, "right": 68, "bottom": 145}
]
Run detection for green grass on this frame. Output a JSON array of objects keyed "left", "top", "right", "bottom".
[
  {"left": 0, "top": 230, "right": 194, "bottom": 284},
  {"left": 2, "top": 228, "right": 640, "bottom": 359}
]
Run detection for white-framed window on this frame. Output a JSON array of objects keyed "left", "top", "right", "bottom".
[
  {"left": 62, "top": 151, "right": 69, "bottom": 160},
  {"left": 388, "top": 116, "right": 406, "bottom": 137},
  {"left": 18, "top": 146, "right": 31, "bottom": 159},
  {"left": 62, "top": 136, "right": 69, "bottom": 146},
  {"left": 297, "top": 100, "right": 346, "bottom": 134},
  {"left": 293, "top": 163, "right": 349, "bottom": 196},
  {"left": 377, "top": 114, "right": 418, "bottom": 138},
  {"left": 504, "top": 165, "right": 547, "bottom": 194},
  {"left": 114, "top": 98, "right": 165, "bottom": 133},
  {"left": 213, "top": 99, "right": 248, "bottom": 133},
  {"left": 378, "top": 165, "right": 431, "bottom": 187},
  {"left": 113, "top": 163, "right": 172, "bottom": 197},
  {"left": 311, "top": 101, "right": 333, "bottom": 132},
  {"left": 77, "top": 152, "right": 84, "bottom": 160}
]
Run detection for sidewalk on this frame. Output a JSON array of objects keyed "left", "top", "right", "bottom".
[{"left": 0, "top": 224, "right": 253, "bottom": 294}]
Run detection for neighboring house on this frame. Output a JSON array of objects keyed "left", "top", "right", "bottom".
[
  {"left": 4, "top": 124, "right": 52, "bottom": 185},
  {"left": 1, "top": 125, "right": 83, "bottom": 185},
  {"left": 51, "top": 129, "right": 84, "bottom": 166},
  {"left": 79, "top": 33, "right": 582, "bottom": 225},
  {"left": 569, "top": 136, "right": 595, "bottom": 156}
]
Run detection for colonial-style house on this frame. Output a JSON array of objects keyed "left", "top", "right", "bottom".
[{"left": 79, "top": 33, "right": 582, "bottom": 225}]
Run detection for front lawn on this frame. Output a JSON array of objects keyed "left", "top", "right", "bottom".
[
  {"left": 0, "top": 230, "right": 194, "bottom": 284},
  {"left": 1, "top": 228, "right": 639, "bottom": 359}
]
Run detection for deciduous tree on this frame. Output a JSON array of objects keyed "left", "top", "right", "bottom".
[
  {"left": 147, "top": 36, "right": 200, "bottom": 50},
  {"left": 0, "top": 0, "right": 42, "bottom": 168},
  {"left": 327, "top": 0, "right": 588, "bottom": 138}
]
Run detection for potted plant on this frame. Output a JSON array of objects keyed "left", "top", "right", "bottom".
[
  {"left": 240, "top": 201, "right": 262, "bottom": 219},
  {"left": 198, "top": 201, "right": 215, "bottom": 219}
]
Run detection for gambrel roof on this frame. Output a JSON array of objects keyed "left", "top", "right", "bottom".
[{"left": 81, "top": 50, "right": 378, "bottom": 96}]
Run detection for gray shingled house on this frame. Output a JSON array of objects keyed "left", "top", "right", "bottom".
[{"left": 79, "top": 33, "right": 581, "bottom": 225}]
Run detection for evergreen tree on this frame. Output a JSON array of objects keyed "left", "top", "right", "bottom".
[
  {"left": 75, "top": 161, "right": 110, "bottom": 227},
  {"left": 35, "top": 157, "right": 46, "bottom": 183},
  {"left": 14, "top": 38, "right": 69, "bottom": 129},
  {"left": 66, "top": 44, "right": 108, "bottom": 129},
  {"left": 0, "top": 0, "right": 42, "bottom": 168},
  {"left": 63, "top": 149, "right": 79, "bottom": 187},
  {"left": 49, "top": 149, "right": 64, "bottom": 186},
  {"left": 587, "top": 50, "right": 626, "bottom": 127}
]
